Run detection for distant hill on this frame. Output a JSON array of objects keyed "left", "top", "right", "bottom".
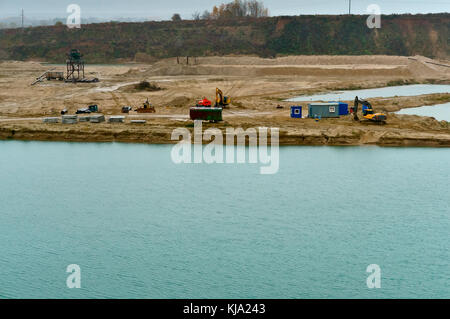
[
  {"left": 0, "top": 14, "right": 448, "bottom": 63},
  {"left": 0, "top": 16, "right": 154, "bottom": 29}
]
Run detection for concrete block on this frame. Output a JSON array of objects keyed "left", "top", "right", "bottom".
[
  {"left": 79, "top": 116, "right": 91, "bottom": 122},
  {"left": 108, "top": 116, "right": 125, "bottom": 123},
  {"left": 90, "top": 115, "right": 105, "bottom": 123},
  {"left": 62, "top": 115, "right": 78, "bottom": 124},
  {"left": 43, "top": 117, "right": 60, "bottom": 124}
]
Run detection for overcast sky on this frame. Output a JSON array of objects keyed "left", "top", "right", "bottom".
[{"left": 0, "top": 0, "right": 449, "bottom": 19}]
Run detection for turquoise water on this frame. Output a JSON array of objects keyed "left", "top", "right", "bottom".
[
  {"left": 288, "top": 84, "right": 450, "bottom": 102},
  {"left": 396, "top": 102, "right": 450, "bottom": 122},
  {"left": 0, "top": 141, "right": 449, "bottom": 299}
]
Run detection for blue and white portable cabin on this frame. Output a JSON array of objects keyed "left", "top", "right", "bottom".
[
  {"left": 291, "top": 106, "right": 303, "bottom": 118},
  {"left": 308, "top": 102, "right": 340, "bottom": 118}
]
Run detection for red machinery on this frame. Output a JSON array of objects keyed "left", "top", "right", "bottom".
[
  {"left": 191, "top": 97, "right": 222, "bottom": 122},
  {"left": 196, "top": 98, "right": 212, "bottom": 107}
]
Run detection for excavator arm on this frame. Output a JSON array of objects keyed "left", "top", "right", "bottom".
[
  {"left": 352, "top": 96, "right": 361, "bottom": 121},
  {"left": 216, "top": 88, "right": 223, "bottom": 106}
]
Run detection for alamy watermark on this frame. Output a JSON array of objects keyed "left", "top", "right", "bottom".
[
  {"left": 64, "top": 4, "right": 380, "bottom": 31},
  {"left": 366, "top": 264, "right": 381, "bottom": 289},
  {"left": 366, "top": 4, "right": 381, "bottom": 29},
  {"left": 171, "top": 121, "right": 279, "bottom": 175},
  {"left": 64, "top": 263, "right": 381, "bottom": 291},
  {"left": 67, "top": 4, "right": 81, "bottom": 29},
  {"left": 66, "top": 264, "right": 81, "bottom": 288}
]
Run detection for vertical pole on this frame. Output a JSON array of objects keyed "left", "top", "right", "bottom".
[
  {"left": 21, "top": 9, "right": 24, "bottom": 28},
  {"left": 349, "top": 0, "right": 351, "bottom": 15}
]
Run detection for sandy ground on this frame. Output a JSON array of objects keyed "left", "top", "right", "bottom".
[{"left": 0, "top": 55, "right": 449, "bottom": 146}]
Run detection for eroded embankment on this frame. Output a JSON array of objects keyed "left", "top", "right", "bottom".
[{"left": 1, "top": 122, "right": 449, "bottom": 147}]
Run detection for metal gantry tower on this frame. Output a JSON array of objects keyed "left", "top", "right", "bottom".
[{"left": 66, "top": 49, "right": 85, "bottom": 82}]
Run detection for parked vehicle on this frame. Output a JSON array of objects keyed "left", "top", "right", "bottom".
[
  {"left": 76, "top": 108, "right": 91, "bottom": 114},
  {"left": 215, "top": 88, "right": 231, "bottom": 107},
  {"left": 351, "top": 97, "right": 387, "bottom": 124},
  {"left": 122, "top": 106, "right": 133, "bottom": 113},
  {"left": 136, "top": 99, "right": 156, "bottom": 113},
  {"left": 88, "top": 105, "right": 99, "bottom": 112}
]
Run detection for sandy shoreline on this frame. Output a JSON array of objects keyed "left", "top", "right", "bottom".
[
  {"left": 0, "top": 55, "right": 449, "bottom": 147},
  {"left": 1, "top": 106, "right": 449, "bottom": 147}
]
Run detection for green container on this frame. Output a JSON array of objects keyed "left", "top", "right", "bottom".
[{"left": 190, "top": 107, "right": 223, "bottom": 122}]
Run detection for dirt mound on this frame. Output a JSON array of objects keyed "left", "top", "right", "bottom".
[
  {"left": 167, "top": 96, "right": 191, "bottom": 108},
  {"left": 148, "top": 55, "right": 447, "bottom": 79},
  {"left": 123, "top": 81, "right": 162, "bottom": 92},
  {"left": 156, "top": 55, "right": 411, "bottom": 66},
  {"left": 406, "top": 56, "right": 450, "bottom": 78}
]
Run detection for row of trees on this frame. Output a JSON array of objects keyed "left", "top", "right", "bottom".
[
  {"left": 2, "top": 14, "right": 444, "bottom": 62},
  {"left": 192, "top": 0, "right": 269, "bottom": 20}
]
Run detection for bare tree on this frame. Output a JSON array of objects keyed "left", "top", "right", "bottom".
[
  {"left": 231, "top": 0, "right": 248, "bottom": 17},
  {"left": 197, "top": 0, "right": 268, "bottom": 21},
  {"left": 247, "top": 0, "right": 268, "bottom": 18},
  {"left": 201, "top": 10, "right": 212, "bottom": 20}
]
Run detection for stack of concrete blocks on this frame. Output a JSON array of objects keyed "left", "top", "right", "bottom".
[
  {"left": 90, "top": 115, "right": 105, "bottom": 123},
  {"left": 42, "top": 117, "right": 60, "bottom": 124},
  {"left": 108, "top": 116, "right": 125, "bottom": 123},
  {"left": 62, "top": 115, "right": 78, "bottom": 124},
  {"left": 79, "top": 116, "right": 91, "bottom": 122}
]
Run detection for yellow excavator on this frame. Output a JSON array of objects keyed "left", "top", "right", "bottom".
[
  {"left": 215, "top": 88, "right": 231, "bottom": 108},
  {"left": 352, "top": 96, "right": 387, "bottom": 124}
]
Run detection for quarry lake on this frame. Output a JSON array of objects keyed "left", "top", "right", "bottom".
[
  {"left": 397, "top": 102, "right": 450, "bottom": 122},
  {"left": 289, "top": 84, "right": 450, "bottom": 102},
  {"left": 0, "top": 141, "right": 449, "bottom": 299}
]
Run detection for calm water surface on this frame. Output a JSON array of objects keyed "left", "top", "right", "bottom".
[
  {"left": 288, "top": 84, "right": 450, "bottom": 102},
  {"left": 0, "top": 141, "right": 449, "bottom": 298},
  {"left": 396, "top": 102, "right": 450, "bottom": 121}
]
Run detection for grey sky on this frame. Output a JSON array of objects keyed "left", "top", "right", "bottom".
[{"left": 0, "top": 0, "right": 449, "bottom": 19}]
